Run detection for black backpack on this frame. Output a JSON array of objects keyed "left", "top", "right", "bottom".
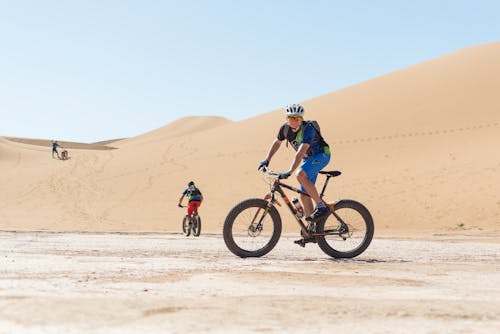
[{"left": 283, "top": 120, "right": 329, "bottom": 148}]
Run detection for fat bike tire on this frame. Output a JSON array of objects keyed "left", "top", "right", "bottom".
[
  {"left": 316, "top": 199, "right": 374, "bottom": 258},
  {"left": 193, "top": 215, "right": 201, "bottom": 237},
  {"left": 223, "top": 198, "right": 282, "bottom": 258},
  {"left": 182, "top": 215, "right": 191, "bottom": 237}
]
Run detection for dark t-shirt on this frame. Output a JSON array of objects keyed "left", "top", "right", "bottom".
[
  {"left": 277, "top": 121, "right": 329, "bottom": 158},
  {"left": 182, "top": 187, "right": 202, "bottom": 202}
]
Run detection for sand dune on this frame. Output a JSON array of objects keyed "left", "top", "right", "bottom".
[
  {"left": 0, "top": 43, "right": 499, "bottom": 235},
  {"left": 113, "top": 116, "right": 233, "bottom": 147},
  {"left": 3, "top": 137, "right": 117, "bottom": 150},
  {"left": 91, "top": 138, "right": 126, "bottom": 146}
]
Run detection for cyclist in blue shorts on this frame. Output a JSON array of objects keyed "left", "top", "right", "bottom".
[{"left": 258, "top": 104, "right": 331, "bottom": 223}]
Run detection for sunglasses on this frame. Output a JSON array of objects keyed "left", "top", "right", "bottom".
[{"left": 287, "top": 116, "right": 302, "bottom": 122}]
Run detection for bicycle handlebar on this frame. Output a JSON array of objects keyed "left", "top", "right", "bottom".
[{"left": 260, "top": 166, "right": 280, "bottom": 176}]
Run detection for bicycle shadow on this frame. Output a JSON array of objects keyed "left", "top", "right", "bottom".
[{"left": 301, "top": 257, "right": 411, "bottom": 264}]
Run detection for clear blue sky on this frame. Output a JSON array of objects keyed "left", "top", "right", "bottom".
[{"left": 1, "top": 1, "right": 498, "bottom": 142}]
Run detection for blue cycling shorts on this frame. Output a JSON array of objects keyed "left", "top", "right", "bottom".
[{"left": 299, "top": 152, "right": 331, "bottom": 192}]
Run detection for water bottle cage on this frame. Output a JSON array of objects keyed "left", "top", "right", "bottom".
[{"left": 292, "top": 198, "right": 304, "bottom": 218}]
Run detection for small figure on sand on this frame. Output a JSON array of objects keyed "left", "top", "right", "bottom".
[
  {"left": 51, "top": 140, "right": 61, "bottom": 159},
  {"left": 178, "top": 181, "right": 203, "bottom": 216},
  {"left": 60, "top": 147, "right": 69, "bottom": 160}
]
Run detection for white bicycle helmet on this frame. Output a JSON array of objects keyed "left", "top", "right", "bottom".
[{"left": 285, "top": 104, "right": 304, "bottom": 117}]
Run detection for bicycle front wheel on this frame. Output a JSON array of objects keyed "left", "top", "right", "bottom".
[
  {"left": 182, "top": 215, "right": 191, "bottom": 237},
  {"left": 223, "top": 198, "right": 282, "bottom": 258},
  {"left": 316, "top": 199, "right": 374, "bottom": 258},
  {"left": 193, "top": 214, "right": 201, "bottom": 237}
]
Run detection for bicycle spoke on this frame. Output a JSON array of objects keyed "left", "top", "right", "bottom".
[
  {"left": 223, "top": 198, "right": 282, "bottom": 257},
  {"left": 317, "top": 200, "right": 374, "bottom": 258},
  {"left": 324, "top": 209, "right": 365, "bottom": 249},
  {"left": 232, "top": 207, "right": 275, "bottom": 252}
]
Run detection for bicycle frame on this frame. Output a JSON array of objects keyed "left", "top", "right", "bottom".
[
  {"left": 263, "top": 171, "right": 338, "bottom": 238},
  {"left": 190, "top": 211, "right": 199, "bottom": 222},
  {"left": 180, "top": 205, "right": 199, "bottom": 225}
]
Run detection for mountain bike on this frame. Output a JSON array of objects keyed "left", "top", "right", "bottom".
[
  {"left": 60, "top": 148, "right": 69, "bottom": 160},
  {"left": 223, "top": 168, "right": 374, "bottom": 258},
  {"left": 179, "top": 205, "right": 201, "bottom": 237}
]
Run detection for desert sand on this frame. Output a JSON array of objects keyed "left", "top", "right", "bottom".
[
  {"left": 0, "top": 43, "right": 499, "bottom": 332},
  {"left": 0, "top": 43, "right": 498, "bottom": 234}
]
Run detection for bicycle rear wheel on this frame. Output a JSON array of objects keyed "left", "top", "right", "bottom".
[
  {"left": 192, "top": 214, "right": 201, "bottom": 237},
  {"left": 316, "top": 199, "right": 374, "bottom": 258},
  {"left": 223, "top": 198, "right": 282, "bottom": 258},
  {"left": 182, "top": 215, "right": 191, "bottom": 237}
]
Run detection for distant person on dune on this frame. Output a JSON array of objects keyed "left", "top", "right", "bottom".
[
  {"left": 258, "top": 104, "right": 331, "bottom": 225},
  {"left": 178, "top": 181, "right": 203, "bottom": 216},
  {"left": 51, "top": 140, "right": 61, "bottom": 159}
]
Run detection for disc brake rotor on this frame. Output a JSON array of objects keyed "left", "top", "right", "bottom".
[
  {"left": 248, "top": 223, "right": 262, "bottom": 237},
  {"left": 339, "top": 223, "right": 354, "bottom": 238}
]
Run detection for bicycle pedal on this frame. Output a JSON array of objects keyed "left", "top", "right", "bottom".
[{"left": 294, "top": 239, "right": 306, "bottom": 247}]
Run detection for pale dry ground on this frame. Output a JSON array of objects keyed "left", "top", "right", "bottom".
[{"left": 0, "top": 232, "right": 499, "bottom": 334}]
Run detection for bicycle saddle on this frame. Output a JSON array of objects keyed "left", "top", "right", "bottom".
[{"left": 319, "top": 170, "right": 341, "bottom": 177}]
